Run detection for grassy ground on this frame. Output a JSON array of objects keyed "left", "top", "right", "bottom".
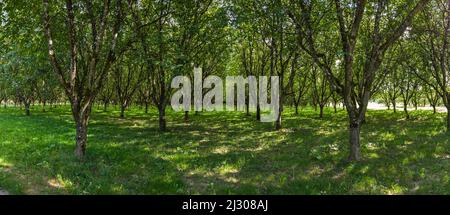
[{"left": 0, "top": 105, "right": 449, "bottom": 194}]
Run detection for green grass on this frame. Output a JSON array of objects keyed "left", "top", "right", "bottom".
[{"left": 0, "top": 105, "right": 449, "bottom": 194}]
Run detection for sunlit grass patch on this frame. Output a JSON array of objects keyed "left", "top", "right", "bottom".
[{"left": 0, "top": 106, "right": 449, "bottom": 194}]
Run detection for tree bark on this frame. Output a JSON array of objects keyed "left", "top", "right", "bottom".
[
  {"left": 447, "top": 108, "right": 450, "bottom": 132},
  {"left": 256, "top": 104, "right": 261, "bottom": 121},
  {"left": 393, "top": 100, "right": 397, "bottom": 113},
  {"left": 246, "top": 103, "right": 250, "bottom": 116},
  {"left": 319, "top": 105, "right": 324, "bottom": 118},
  {"left": 75, "top": 118, "right": 88, "bottom": 159},
  {"left": 158, "top": 105, "right": 167, "bottom": 132},
  {"left": 348, "top": 121, "right": 362, "bottom": 161},
  {"left": 404, "top": 101, "right": 409, "bottom": 119},
  {"left": 24, "top": 102, "right": 31, "bottom": 116},
  {"left": 275, "top": 102, "right": 283, "bottom": 130},
  {"left": 103, "top": 101, "right": 108, "bottom": 112},
  {"left": 120, "top": 105, "right": 125, "bottom": 118},
  {"left": 184, "top": 111, "right": 189, "bottom": 122}
]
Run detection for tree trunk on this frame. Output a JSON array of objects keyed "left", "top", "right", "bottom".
[
  {"left": 184, "top": 111, "right": 189, "bottom": 122},
  {"left": 120, "top": 105, "right": 125, "bottom": 118},
  {"left": 275, "top": 114, "right": 282, "bottom": 130},
  {"left": 25, "top": 102, "right": 31, "bottom": 116},
  {"left": 404, "top": 101, "right": 409, "bottom": 119},
  {"left": 275, "top": 103, "right": 282, "bottom": 130},
  {"left": 275, "top": 119, "right": 282, "bottom": 130},
  {"left": 319, "top": 105, "right": 324, "bottom": 118},
  {"left": 294, "top": 104, "right": 299, "bottom": 115},
  {"left": 447, "top": 109, "right": 450, "bottom": 132},
  {"left": 158, "top": 105, "right": 167, "bottom": 132},
  {"left": 145, "top": 102, "right": 149, "bottom": 114},
  {"left": 348, "top": 121, "right": 362, "bottom": 161},
  {"left": 103, "top": 101, "right": 108, "bottom": 112},
  {"left": 246, "top": 103, "right": 250, "bottom": 116},
  {"left": 256, "top": 104, "right": 261, "bottom": 121},
  {"left": 42, "top": 100, "right": 46, "bottom": 112},
  {"left": 75, "top": 118, "right": 88, "bottom": 159},
  {"left": 393, "top": 101, "right": 397, "bottom": 113},
  {"left": 432, "top": 105, "right": 436, "bottom": 114}
]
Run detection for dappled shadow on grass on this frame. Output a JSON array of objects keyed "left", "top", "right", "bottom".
[
  {"left": 0, "top": 106, "right": 449, "bottom": 194},
  {"left": 0, "top": 107, "right": 186, "bottom": 194},
  {"left": 164, "top": 108, "right": 449, "bottom": 194}
]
